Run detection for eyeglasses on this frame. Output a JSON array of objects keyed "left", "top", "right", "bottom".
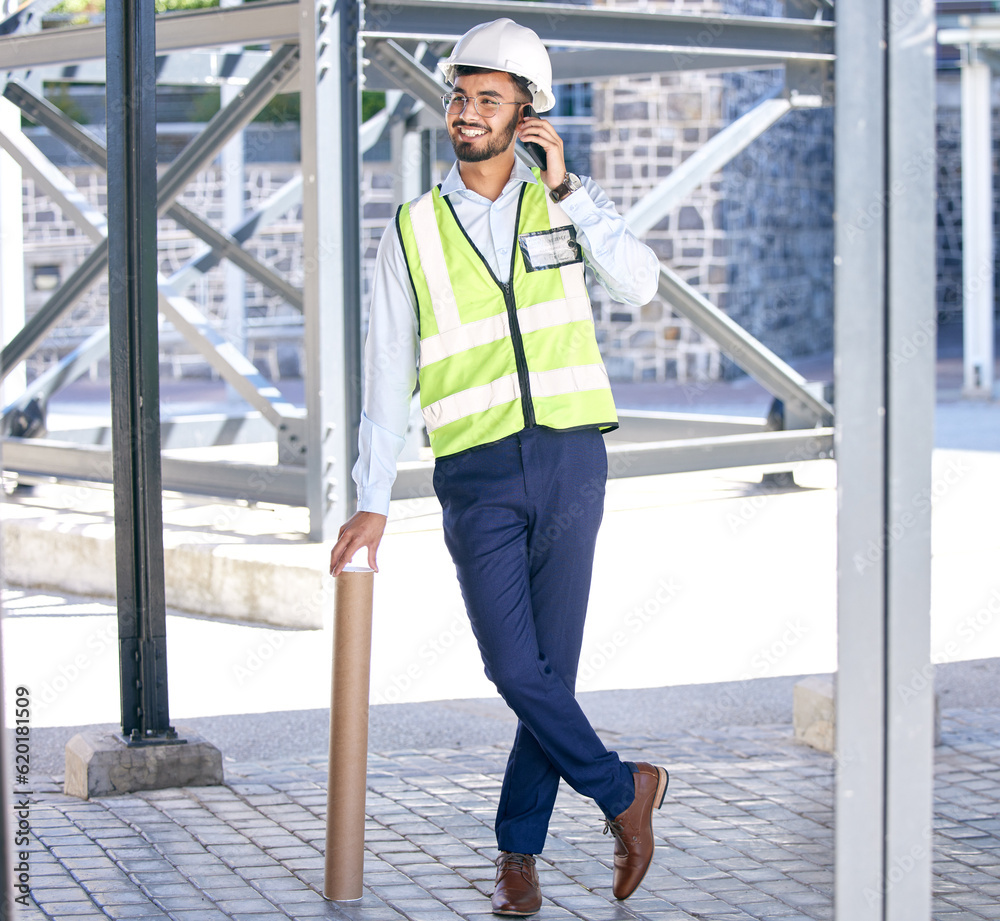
[{"left": 441, "top": 92, "right": 522, "bottom": 119}]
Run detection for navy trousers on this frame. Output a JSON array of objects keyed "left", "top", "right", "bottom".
[{"left": 433, "top": 426, "right": 635, "bottom": 854}]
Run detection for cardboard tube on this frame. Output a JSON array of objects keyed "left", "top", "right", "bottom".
[{"left": 324, "top": 566, "right": 374, "bottom": 901}]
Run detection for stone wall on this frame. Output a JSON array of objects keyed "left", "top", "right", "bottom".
[
  {"left": 721, "top": 70, "right": 834, "bottom": 375},
  {"left": 587, "top": 0, "right": 728, "bottom": 382}
]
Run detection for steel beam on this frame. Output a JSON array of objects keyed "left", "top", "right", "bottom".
[
  {"left": 0, "top": 0, "right": 61, "bottom": 36},
  {"left": 156, "top": 281, "right": 301, "bottom": 429},
  {"left": 1, "top": 75, "right": 298, "bottom": 309},
  {"left": 657, "top": 267, "right": 833, "bottom": 425},
  {"left": 834, "top": 1, "right": 936, "bottom": 919},
  {"left": 106, "top": 0, "right": 171, "bottom": 741},
  {"left": 0, "top": 123, "right": 107, "bottom": 243},
  {"left": 3, "top": 327, "right": 108, "bottom": 426},
  {"left": 362, "top": 0, "right": 834, "bottom": 59},
  {"left": 171, "top": 174, "right": 303, "bottom": 290},
  {"left": 0, "top": 0, "right": 301, "bottom": 69},
  {"left": 546, "top": 49, "right": 789, "bottom": 82},
  {"left": 1, "top": 174, "right": 303, "bottom": 426},
  {"left": 959, "top": 49, "right": 995, "bottom": 398},
  {"left": 27, "top": 49, "right": 274, "bottom": 87},
  {"left": 0, "top": 90, "right": 301, "bottom": 428},
  {"left": 300, "top": 0, "right": 363, "bottom": 541},
  {"left": 1, "top": 0, "right": 836, "bottom": 71},
  {"left": 884, "top": 0, "right": 936, "bottom": 914},
  {"left": 2, "top": 437, "right": 307, "bottom": 506},
  {"left": 391, "top": 428, "right": 833, "bottom": 500},
  {"left": 366, "top": 39, "right": 448, "bottom": 121},
  {"left": 0, "top": 94, "right": 24, "bottom": 405},
  {"left": 625, "top": 92, "right": 793, "bottom": 238},
  {"left": 1, "top": 75, "right": 397, "bottom": 426},
  {"left": 152, "top": 43, "right": 299, "bottom": 212},
  {"left": 0, "top": 45, "right": 300, "bottom": 378},
  {"left": 938, "top": 16, "right": 1000, "bottom": 47}
]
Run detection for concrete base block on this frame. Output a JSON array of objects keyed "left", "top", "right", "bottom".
[
  {"left": 794, "top": 676, "right": 943, "bottom": 753},
  {"left": 64, "top": 728, "right": 223, "bottom": 800},
  {"left": 794, "top": 676, "right": 836, "bottom": 753}
]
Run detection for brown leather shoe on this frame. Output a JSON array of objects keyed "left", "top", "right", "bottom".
[
  {"left": 604, "top": 762, "right": 669, "bottom": 899},
  {"left": 491, "top": 852, "right": 542, "bottom": 916}
]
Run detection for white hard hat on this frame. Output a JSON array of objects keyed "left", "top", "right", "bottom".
[{"left": 439, "top": 18, "right": 556, "bottom": 113}]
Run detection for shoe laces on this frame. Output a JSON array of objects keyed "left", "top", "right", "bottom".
[
  {"left": 602, "top": 817, "right": 624, "bottom": 841},
  {"left": 498, "top": 852, "right": 536, "bottom": 871}
]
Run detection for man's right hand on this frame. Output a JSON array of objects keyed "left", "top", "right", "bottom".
[{"left": 329, "top": 511, "right": 388, "bottom": 576}]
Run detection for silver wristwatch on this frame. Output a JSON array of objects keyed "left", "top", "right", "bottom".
[{"left": 549, "top": 172, "right": 582, "bottom": 203}]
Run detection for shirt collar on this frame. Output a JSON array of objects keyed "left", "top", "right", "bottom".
[{"left": 439, "top": 158, "right": 539, "bottom": 198}]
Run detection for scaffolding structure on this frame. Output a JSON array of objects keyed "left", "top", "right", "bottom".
[{"left": 0, "top": 1, "right": 941, "bottom": 917}]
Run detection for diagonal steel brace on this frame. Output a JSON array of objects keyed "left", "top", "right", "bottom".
[
  {"left": 0, "top": 89, "right": 301, "bottom": 426},
  {"left": 0, "top": 42, "right": 300, "bottom": 379}
]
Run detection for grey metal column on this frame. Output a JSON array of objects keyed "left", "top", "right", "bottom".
[
  {"left": 959, "top": 46, "right": 995, "bottom": 399},
  {"left": 300, "top": 0, "right": 363, "bottom": 541},
  {"left": 106, "top": 0, "right": 172, "bottom": 741},
  {"left": 883, "top": 3, "right": 936, "bottom": 918},
  {"left": 0, "top": 95, "right": 25, "bottom": 405},
  {"left": 221, "top": 0, "right": 247, "bottom": 398},
  {"left": 834, "top": 0, "right": 935, "bottom": 918}
]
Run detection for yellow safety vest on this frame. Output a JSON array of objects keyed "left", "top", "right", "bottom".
[{"left": 395, "top": 170, "right": 618, "bottom": 458}]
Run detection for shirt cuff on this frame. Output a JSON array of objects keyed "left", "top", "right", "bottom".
[
  {"left": 355, "top": 485, "right": 392, "bottom": 518},
  {"left": 556, "top": 185, "right": 602, "bottom": 227}
]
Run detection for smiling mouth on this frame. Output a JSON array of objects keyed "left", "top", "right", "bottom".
[{"left": 455, "top": 125, "right": 488, "bottom": 139}]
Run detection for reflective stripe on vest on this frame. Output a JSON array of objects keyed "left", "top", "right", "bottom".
[{"left": 397, "top": 171, "right": 618, "bottom": 457}]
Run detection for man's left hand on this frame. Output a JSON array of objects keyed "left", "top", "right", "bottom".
[{"left": 517, "top": 113, "right": 567, "bottom": 190}]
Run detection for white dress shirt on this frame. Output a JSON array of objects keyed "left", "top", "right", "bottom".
[{"left": 354, "top": 158, "right": 660, "bottom": 516}]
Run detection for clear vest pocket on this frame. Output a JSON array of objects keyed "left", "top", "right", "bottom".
[{"left": 517, "top": 225, "right": 583, "bottom": 273}]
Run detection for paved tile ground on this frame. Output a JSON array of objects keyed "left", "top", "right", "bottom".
[{"left": 11, "top": 708, "right": 1000, "bottom": 921}]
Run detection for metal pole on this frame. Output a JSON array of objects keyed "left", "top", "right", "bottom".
[
  {"left": 0, "top": 95, "right": 25, "bottom": 407},
  {"left": 883, "top": 2, "right": 936, "bottom": 917},
  {"left": 222, "top": 0, "right": 247, "bottom": 399},
  {"left": 106, "top": 0, "right": 172, "bottom": 741},
  {"left": 960, "top": 47, "right": 995, "bottom": 399},
  {"left": 834, "top": 0, "right": 936, "bottom": 918},
  {"left": 324, "top": 567, "right": 375, "bottom": 901},
  {"left": 300, "top": 0, "right": 363, "bottom": 541}
]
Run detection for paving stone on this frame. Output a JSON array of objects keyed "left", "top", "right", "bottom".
[{"left": 17, "top": 708, "right": 1000, "bottom": 921}]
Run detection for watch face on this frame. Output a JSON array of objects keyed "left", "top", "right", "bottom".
[{"left": 566, "top": 173, "right": 581, "bottom": 191}]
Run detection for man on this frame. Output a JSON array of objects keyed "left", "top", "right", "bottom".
[{"left": 330, "top": 18, "right": 667, "bottom": 916}]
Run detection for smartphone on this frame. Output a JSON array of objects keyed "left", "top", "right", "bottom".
[{"left": 520, "top": 105, "right": 547, "bottom": 172}]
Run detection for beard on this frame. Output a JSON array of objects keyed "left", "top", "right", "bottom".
[{"left": 449, "top": 106, "right": 520, "bottom": 163}]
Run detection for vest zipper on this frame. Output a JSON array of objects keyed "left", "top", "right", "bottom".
[
  {"left": 501, "top": 280, "right": 536, "bottom": 429},
  {"left": 440, "top": 186, "right": 536, "bottom": 432}
]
